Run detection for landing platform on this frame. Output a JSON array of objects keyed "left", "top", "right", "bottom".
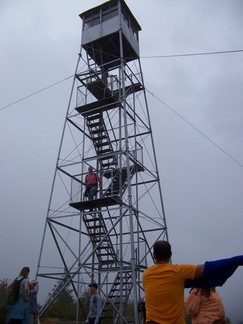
[{"left": 70, "top": 196, "right": 122, "bottom": 211}]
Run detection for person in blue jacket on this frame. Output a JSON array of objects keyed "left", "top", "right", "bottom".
[{"left": 86, "top": 283, "right": 101, "bottom": 324}]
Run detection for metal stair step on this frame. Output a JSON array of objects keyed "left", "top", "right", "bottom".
[
  {"left": 94, "top": 141, "right": 110, "bottom": 148},
  {"left": 90, "top": 128, "right": 105, "bottom": 135},
  {"left": 83, "top": 216, "right": 101, "bottom": 222},
  {"left": 97, "top": 252, "right": 115, "bottom": 257},
  {"left": 86, "top": 114, "right": 101, "bottom": 121},
  {"left": 99, "top": 259, "right": 115, "bottom": 264},
  {"left": 92, "top": 135, "right": 108, "bottom": 141},
  {"left": 87, "top": 121, "right": 103, "bottom": 127},
  {"left": 101, "top": 161, "right": 117, "bottom": 168},
  {"left": 97, "top": 149, "right": 112, "bottom": 155}
]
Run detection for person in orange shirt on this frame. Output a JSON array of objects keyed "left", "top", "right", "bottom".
[
  {"left": 185, "top": 287, "right": 226, "bottom": 324},
  {"left": 142, "top": 240, "right": 243, "bottom": 324},
  {"left": 143, "top": 241, "right": 204, "bottom": 324},
  {"left": 84, "top": 166, "right": 102, "bottom": 200}
]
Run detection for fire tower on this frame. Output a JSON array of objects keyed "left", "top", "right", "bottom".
[{"left": 36, "top": 0, "right": 169, "bottom": 323}]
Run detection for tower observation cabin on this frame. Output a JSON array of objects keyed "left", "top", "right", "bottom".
[
  {"left": 36, "top": 1, "right": 169, "bottom": 323},
  {"left": 80, "top": 0, "right": 141, "bottom": 67}
]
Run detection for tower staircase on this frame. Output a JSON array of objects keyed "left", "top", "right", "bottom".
[
  {"left": 102, "top": 270, "right": 133, "bottom": 323},
  {"left": 83, "top": 211, "right": 118, "bottom": 267},
  {"left": 86, "top": 112, "right": 117, "bottom": 169},
  {"left": 38, "top": 273, "right": 72, "bottom": 318}
]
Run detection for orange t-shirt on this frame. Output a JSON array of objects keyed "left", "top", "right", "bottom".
[{"left": 143, "top": 263, "right": 196, "bottom": 324}]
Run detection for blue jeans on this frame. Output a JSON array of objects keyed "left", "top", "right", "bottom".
[{"left": 85, "top": 184, "right": 98, "bottom": 200}]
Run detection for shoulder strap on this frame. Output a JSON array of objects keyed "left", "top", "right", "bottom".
[{"left": 92, "top": 173, "right": 98, "bottom": 182}]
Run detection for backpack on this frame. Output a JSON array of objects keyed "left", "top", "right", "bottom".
[
  {"left": 7, "top": 277, "right": 25, "bottom": 305},
  {"left": 185, "top": 290, "right": 201, "bottom": 317}
]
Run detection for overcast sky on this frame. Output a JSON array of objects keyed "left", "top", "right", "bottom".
[{"left": 1, "top": 0, "right": 243, "bottom": 322}]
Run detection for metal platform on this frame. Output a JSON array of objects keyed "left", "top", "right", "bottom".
[{"left": 69, "top": 195, "right": 122, "bottom": 211}]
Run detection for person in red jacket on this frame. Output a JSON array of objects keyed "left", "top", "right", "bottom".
[
  {"left": 143, "top": 241, "right": 203, "bottom": 323},
  {"left": 84, "top": 166, "right": 102, "bottom": 200}
]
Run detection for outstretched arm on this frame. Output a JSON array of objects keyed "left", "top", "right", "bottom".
[
  {"left": 186, "top": 255, "right": 243, "bottom": 288},
  {"left": 194, "top": 264, "right": 204, "bottom": 279}
]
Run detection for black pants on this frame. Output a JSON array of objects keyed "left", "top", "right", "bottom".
[{"left": 88, "top": 317, "right": 101, "bottom": 324}]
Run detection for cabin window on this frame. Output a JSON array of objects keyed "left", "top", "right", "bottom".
[
  {"left": 121, "top": 7, "right": 139, "bottom": 41},
  {"left": 83, "top": 14, "right": 92, "bottom": 29},
  {"left": 130, "top": 22, "right": 139, "bottom": 41},
  {"left": 102, "top": 3, "right": 118, "bottom": 22},
  {"left": 83, "top": 10, "right": 100, "bottom": 29},
  {"left": 92, "top": 10, "right": 100, "bottom": 26},
  {"left": 121, "top": 6, "right": 129, "bottom": 27}
]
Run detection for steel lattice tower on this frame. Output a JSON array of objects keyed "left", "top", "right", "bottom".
[{"left": 36, "top": 0, "right": 169, "bottom": 323}]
